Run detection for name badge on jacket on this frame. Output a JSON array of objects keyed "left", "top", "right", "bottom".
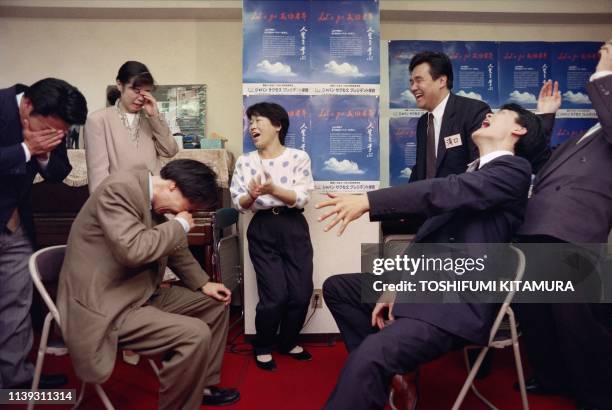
[{"left": 444, "top": 134, "right": 463, "bottom": 149}]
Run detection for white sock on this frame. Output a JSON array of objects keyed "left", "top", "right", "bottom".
[
  {"left": 256, "top": 354, "right": 273, "bottom": 362},
  {"left": 289, "top": 345, "right": 303, "bottom": 354}
]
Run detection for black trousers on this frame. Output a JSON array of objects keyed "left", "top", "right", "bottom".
[
  {"left": 322, "top": 273, "right": 465, "bottom": 410},
  {"left": 247, "top": 209, "right": 313, "bottom": 355},
  {"left": 515, "top": 235, "right": 612, "bottom": 409}
]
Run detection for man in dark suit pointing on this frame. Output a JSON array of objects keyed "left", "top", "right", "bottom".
[{"left": 316, "top": 103, "right": 546, "bottom": 410}]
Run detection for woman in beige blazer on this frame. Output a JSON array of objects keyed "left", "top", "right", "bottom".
[{"left": 85, "top": 61, "right": 179, "bottom": 193}]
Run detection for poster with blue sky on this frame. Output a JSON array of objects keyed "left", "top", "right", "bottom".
[
  {"left": 552, "top": 42, "right": 601, "bottom": 110},
  {"left": 498, "top": 42, "right": 552, "bottom": 110},
  {"left": 243, "top": 0, "right": 380, "bottom": 192},
  {"left": 443, "top": 41, "right": 499, "bottom": 108},
  {"left": 243, "top": 0, "right": 310, "bottom": 83},
  {"left": 389, "top": 117, "right": 418, "bottom": 186},
  {"left": 243, "top": 95, "right": 311, "bottom": 153},
  {"left": 310, "top": 0, "right": 380, "bottom": 84},
  {"left": 243, "top": 0, "right": 379, "bottom": 85},
  {"left": 388, "top": 40, "right": 442, "bottom": 109},
  {"left": 309, "top": 95, "right": 379, "bottom": 191},
  {"left": 388, "top": 40, "right": 599, "bottom": 185}
]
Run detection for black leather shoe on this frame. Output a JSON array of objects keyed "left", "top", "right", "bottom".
[
  {"left": 12, "top": 373, "right": 68, "bottom": 389},
  {"left": 202, "top": 386, "right": 240, "bottom": 406},
  {"left": 282, "top": 349, "right": 312, "bottom": 361},
  {"left": 254, "top": 354, "right": 277, "bottom": 371},
  {"left": 513, "top": 377, "right": 563, "bottom": 396}
]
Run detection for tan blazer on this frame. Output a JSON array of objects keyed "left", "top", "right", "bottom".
[
  {"left": 84, "top": 106, "right": 179, "bottom": 193},
  {"left": 57, "top": 169, "right": 209, "bottom": 383}
]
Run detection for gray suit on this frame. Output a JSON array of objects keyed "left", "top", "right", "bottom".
[
  {"left": 520, "top": 76, "right": 612, "bottom": 243},
  {"left": 57, "top": 169, "right": 228, "bottom": 410},
  {"left": 516, "top": 74, "right": 612, "bottom": 409}
]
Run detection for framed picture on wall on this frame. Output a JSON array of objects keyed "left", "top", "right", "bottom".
[{"left": 105, "top": 84, "right": 207, "bottom": 136}]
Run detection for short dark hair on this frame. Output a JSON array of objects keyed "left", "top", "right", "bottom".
[
  {"left": 500, "top": 103, "right": 547, "bottom": 170},
  {"left": 107, "top": 61, "right": 155, "bottom": 105},
  {"left": 160, "top": 159, "right": 218, "bottom": 209},
  {"left": 24, "top": 78, "right": 88, "bottom": 125},
  {"left": 246, "top": 102, "right": 290, "bottom": 145},
  {"left": 409, "top": 51, "right": 454, "bottom": 90}
]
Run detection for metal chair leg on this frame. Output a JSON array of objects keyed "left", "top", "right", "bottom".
[
  {"left": 452, "top": 346, "right": 496, "bottom": 410},
  {"left": 94, "top": 384, "right": 115, "bottom": 410},
  {"left": 27, "top": 312, "right": 54, "bottom": 410},
  {"left": 508, "top": 308, "right": 529, "bottom": 410},
  {"left": 148, "top": 359, "right": 160, "bottom": 376},
  {"left": 73, "top": 381, "right": 87, "bottom": 409}
]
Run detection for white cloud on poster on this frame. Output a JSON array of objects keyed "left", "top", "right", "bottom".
[
  {"left": 399, "top": 167, "right": 412, "bottom": 179},
  {"left": 456, "top": 90, "right": 483, "bottom": 101},
  {"left": 508, "top": 90, "right": 537, "bottom": 104},
  {"left": 323, "top": 157, "right": 366, "bottom": 174},
  {"left": 324, "top": 61, "right": 364, "bottom": 77},
  {"left": 563, "top": 91, "right": 591, "bottom": 105},
  {"left": 255, "top": 60, "right": 297, "bottom": 77},
  {"left": 400, "top": 89, "right": 416, "bottom": 104}
]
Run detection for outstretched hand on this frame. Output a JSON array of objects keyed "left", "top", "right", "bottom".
[
  {"left": 596, "top": 38, "right": 612, "bottom": 72},
  {"left": 315, "top": 193, "right": 370, "bottom": 236},
  {"left": 537, "top": 80, "right": 561, "bottom": 114}
]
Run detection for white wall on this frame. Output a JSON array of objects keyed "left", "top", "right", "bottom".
[{"left": 0, "top": 18, "right": 245, "bottom": 156}]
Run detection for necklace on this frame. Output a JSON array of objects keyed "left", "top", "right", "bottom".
[{"left": 115, "top": 100, "right": 141, "bottom": 148}]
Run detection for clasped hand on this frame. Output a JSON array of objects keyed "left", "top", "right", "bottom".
[{"left": 247, "top": 173, "right": 274, "bottom": 198}]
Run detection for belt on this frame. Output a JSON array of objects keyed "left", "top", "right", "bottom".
[{"left": 258, "top": 206, "right": 304, "bottom": 216}]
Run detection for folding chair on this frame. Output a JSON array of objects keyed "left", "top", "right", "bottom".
[
  {"left": 452, "top": 244, "right": 529, "bottom": 410},
  {"left": 211, "top": 208, "right": 243, "bottom": 330},
  {"left": 28, "top": 245, "right": 158, "bottom": 410}
]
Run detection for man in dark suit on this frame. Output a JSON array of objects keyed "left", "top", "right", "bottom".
[
  {"left": 408, "top": 51, "right": 490, "bottom": 183},
  {"left": 514, "top": 39, "right": 612, "bottom": 410},
  {"left": 0, "top": 78, "right": 87, "bottom": 389},
  {"left": 385, "top": 51, "right": 490, "bottom": 235},
  {"left": 316, "top": 103, "right": 546, "bottom": 410}
]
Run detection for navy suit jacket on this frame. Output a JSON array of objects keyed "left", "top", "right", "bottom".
[
  {"left": 368, "top": 155, "right": 532, "bottom": 344},
  {"left": 409, "top": 92, "right": 490, "bottom": 182},
  {"left": 0, "top": 85, "right": 72, "bottom": 244},
  {"left": 519, "top": 75, "right": 612, "bottom": 244}
]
